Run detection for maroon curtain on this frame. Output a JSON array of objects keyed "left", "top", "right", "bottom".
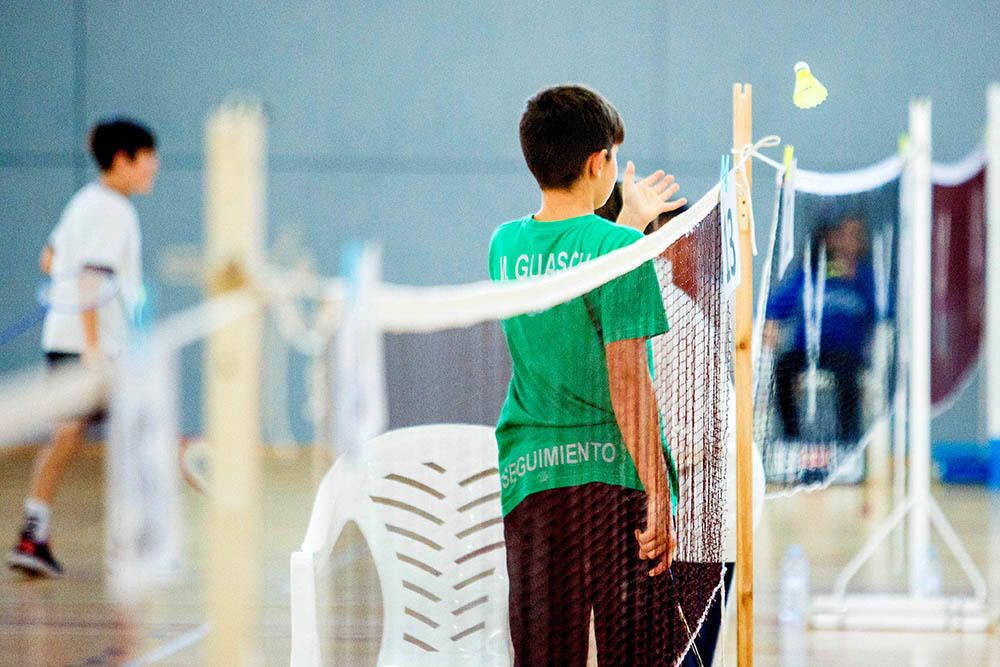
[{"left": 931, "top": 169, "right": 986, "bottom": 407}]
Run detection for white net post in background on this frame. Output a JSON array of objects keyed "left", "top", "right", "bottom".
[
  {"left": 332, "top": 242, "right": 387, "bottom": 463},
  {"left": 907, "top": 98, "right": 934, "bottom": 600},
  {"left": 810, "top": 98, "right": 991, "bottom": 632},
  {"left": 203, "top": 102, "right": 266, "bottom": 664},
  {"left": 106, "top": 341, "right": 182, "bottom": 604},
  {"left": 311, "top": 335, "right": 335, "bottom": 485},
  {"left": 988, "top": 84, "right": 1000, "bottom": 481}
]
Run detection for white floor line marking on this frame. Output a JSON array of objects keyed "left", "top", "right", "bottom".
[
  {"left": 123, "top": 546, "right": 366, "bottom": 663},
  {"left": 125, "top": 622, "right": 212, "bottom": 666}
]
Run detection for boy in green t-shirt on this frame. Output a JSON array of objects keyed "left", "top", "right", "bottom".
[{"left": 491, "top": 85, "right": 686, "bottom": 665}]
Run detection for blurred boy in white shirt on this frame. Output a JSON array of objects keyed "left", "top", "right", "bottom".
[{"left": 7, "top": 118, "right": 158, "bottom": 577}]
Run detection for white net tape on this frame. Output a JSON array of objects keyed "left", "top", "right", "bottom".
[
  {"left": 0, "top": 140, "right": 785, "bottom": 464},
  {"left": 0, "top": 291, "right": 258, "bottom": 447}
]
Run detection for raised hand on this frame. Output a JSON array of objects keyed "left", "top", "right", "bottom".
[{"left": 617, "top": 161, "right": 687, "bottom": 232}]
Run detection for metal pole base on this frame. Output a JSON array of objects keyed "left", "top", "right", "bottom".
[
  {"left": 811, "top": 594, "right": 993, "bottom": 632},
  {"left": 807, "top": 490, "right": 992, "bottom": 634}
]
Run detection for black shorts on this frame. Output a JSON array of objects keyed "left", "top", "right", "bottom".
[
  {"left": 503, "top": 483, "right": 723, "bottom": 666},
  {"left": 44, "top": 351, "right": 107, "bottom": 422},
  {"left": 45, "top": 351, "right": 81, "bottom": 370}
]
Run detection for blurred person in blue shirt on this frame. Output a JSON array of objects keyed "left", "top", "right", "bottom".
[{"left": 763, "top": 215, "right": 877, "bottom": 442}]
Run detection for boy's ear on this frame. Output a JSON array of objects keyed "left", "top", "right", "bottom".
[{"left": 587, "top": 149, "right": 609, "bottom": 179}]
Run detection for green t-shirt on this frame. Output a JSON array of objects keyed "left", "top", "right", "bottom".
[{"left": 489, "top": 213, "right": 675, "bottom": 515}]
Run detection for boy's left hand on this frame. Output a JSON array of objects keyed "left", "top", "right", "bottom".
[
  {"left": 617, "top": 161, "right": 687, "bottom": 232},
  {"left": 635, "top": 490, "right": 676, "bottom": 576}
]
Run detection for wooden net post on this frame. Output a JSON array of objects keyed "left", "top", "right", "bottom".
[
  {"left": 732, "top": 82, "right": 754, "bottom": 667},
  {"left": 204, "top": 102, "right": 266, "bottom": 665}
]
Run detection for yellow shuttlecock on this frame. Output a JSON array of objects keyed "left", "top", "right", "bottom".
[{"left": 793, "top": 61, "right": 828, "bottom": 109}]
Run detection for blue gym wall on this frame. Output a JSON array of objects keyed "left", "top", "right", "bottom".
[{"left": 2, "top": 0, "right": 998, "bottom": 443}]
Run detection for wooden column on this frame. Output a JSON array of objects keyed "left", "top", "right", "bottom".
[
  {"left": 732, "top": 82, "right": 754, "bottom": 667},
  {"left": 204, "top": 102, "right": 266, "bottom": 665}
]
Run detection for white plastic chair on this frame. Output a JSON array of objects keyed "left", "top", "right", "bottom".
[{"left": 290, "top": 424, "right": 511, "bottom": 666}]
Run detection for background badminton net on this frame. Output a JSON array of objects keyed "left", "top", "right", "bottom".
[
  {"left": 930, "top": 151, "right": 987, "bottom": 412},
  {"left": 754, "top": 158, "right": 902, "bottom": 492},
  {"left": 320, "top": 191, "right": 732, "bottom": 666}
]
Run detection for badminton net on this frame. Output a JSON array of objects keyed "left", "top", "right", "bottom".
[
  {"left": 754, "top": 154, "right": 903, "bottom": 493},
  {"left": 930, "top": 149, "right": 987, "bottom": 413}
]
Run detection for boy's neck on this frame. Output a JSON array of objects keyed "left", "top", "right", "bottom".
[
  {"left": 534, "top": 185, "right": 594, "bottom": 222},
  {"left": 100, "top": 172, "right": 131, "bottom": 197}
]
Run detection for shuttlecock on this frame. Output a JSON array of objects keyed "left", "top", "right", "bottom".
[{"left": 793, "top": 61, "right": 827, "bottom": 109}]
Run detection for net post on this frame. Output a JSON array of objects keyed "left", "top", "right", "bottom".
[
  {"left": 986, "top": 84, "right": 1000, "bottom": 482},
  {"left": 203, "top": 102, "right": 266, "bottom": 664},
  {"left": 732, "top": 82, "right": 754, "bottom": 667},
  {"left": 906, "top": 98, "right": 932, "bottom": 597},
  {"left": 310, "top": 338, "right": 334, "bottom": 488}
]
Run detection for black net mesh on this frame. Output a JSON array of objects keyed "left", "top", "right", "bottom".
[
  {"left": 384, "top": 322, "right": 511, "bottom": 430},
  {"left": 651, "top": 207, "right": 730, "bottom": 568}
]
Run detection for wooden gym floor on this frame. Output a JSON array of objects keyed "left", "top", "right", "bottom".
[{"left": 1, "top": 444, "right": 999, "bottom": 666}]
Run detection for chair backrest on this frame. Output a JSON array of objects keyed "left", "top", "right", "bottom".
[{"left": 299, "top": 424, "right": 511, "bottom": 666}]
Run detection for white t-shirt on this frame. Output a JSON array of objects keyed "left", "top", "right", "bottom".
[
  {"left": 651, "top": 260, "right": 764, "bottom": 563},
  {"left": 41, "top": 182, "right": 143, "bottom": 358}
]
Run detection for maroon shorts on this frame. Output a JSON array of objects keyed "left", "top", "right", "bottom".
[{"left": 503, "top": 482, "right": 721, "bottom": 666}]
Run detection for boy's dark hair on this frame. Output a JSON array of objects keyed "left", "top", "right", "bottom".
[
  {"left": 88, "top": 118, "right": 157, "bottom": 171},
  {"left": 519, "top": 85, "right": 624, "bottom": 190},
  {"left": 648, "top": 204, "right": 689, "bottom": 235}
]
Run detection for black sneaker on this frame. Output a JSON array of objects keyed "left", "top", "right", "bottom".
[{"left": 7, "top": 534, "right": 63, "bottom": 578}]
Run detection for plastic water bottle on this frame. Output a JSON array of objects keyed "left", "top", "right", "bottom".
[
  {"left": 779, "top": 544, "right": 810, "bottom": 627},
  {"left": 924, "top": 544, "right": 942, "bottom": 595},
  {"left": 780, "top": 621, "right": 807, "bottom": 667}
]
